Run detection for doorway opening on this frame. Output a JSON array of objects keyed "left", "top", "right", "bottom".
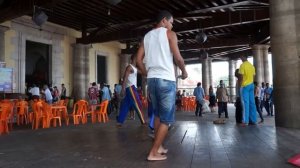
[
  {"left": 25, "top": 40, "right": 52, "bottom": 87},
  {"left": 96, "top": 55, "right": 107, "bottom": 84}
]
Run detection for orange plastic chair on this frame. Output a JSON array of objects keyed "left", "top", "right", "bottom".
[
  {"left": 16, "top": 100, "right": 29, "bottom": 125},
  {"left": 188, "top": 97, "right": 196, "bottom": 111},
  {"left": 77, "top": 100, "right": 89, "bottom": 124},
  {"left": 42, "top": 102, "right": 62, "bottom": 128},
  {"left": 69, "top": 100, "right": 87, "bottom": 125},
  {"left": 181, "top": 97, "right": 189, "bottom": 111},
  {"left": 0, "top": 103, "right": 13, "bottom": 135},
  {"left": 53, "top": 99, "right": 69, "bottom": 125},
  {"left": 55, "top": 100, "right": 65, "bottom": 106},
  {"left": 96, "top": 100, "right": 109, "bottom": 123},
  {"left": 31, "top": 101, "right": 48, "bottom": 129},
  {"left": 85, "top": 103, "right": 98, "bottom": 124}
]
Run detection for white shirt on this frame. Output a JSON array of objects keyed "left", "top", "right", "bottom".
[
  {"left": 260, "top": 87, "right": 265, "bottom": 100},
  {"left": 126, "top": 64, "right": 137, "bottom": 88},
  {"left": 29, "top": 87, "right": 40, "bottom": 96},
  {"left": 44, "top": 88, "right": 53, "bottom": 101},
  {"left": 143, "top": 27, "right": 175, "bottom": 81}
]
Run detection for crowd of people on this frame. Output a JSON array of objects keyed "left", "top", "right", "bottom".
[
  {"left": 25, "top": 83, "right": 67, "bottom": 104},
  {"left": 22, "top": 10, "right": 276, "bottom": 163}
]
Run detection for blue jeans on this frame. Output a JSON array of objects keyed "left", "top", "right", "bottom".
[
  {"left": 241, "top": 83, "right": 257, "bottom": 124},
  {"left": 147, "top": 78, "right": 176, "bottom": 125}
]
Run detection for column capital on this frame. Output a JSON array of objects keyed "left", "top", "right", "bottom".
[
  {"left": 72, "top": 43, "right": 91, "bottom": 49},
  {"left": 252, "top": 44, "right": 270, "bottom": 50},
  {"left": 0, "top": 25, "right": 9, "bottom": 32},
  {"left": 228, "top": 59, "right": 237, "bottom": 63}
]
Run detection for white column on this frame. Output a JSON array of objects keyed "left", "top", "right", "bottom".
[
  {"left": 228, "top": 60, "right": 237, "bottom": 102},
  {"left": 252, "top": 45, "right": 265, "bottom": 84},
  {"left": 262, "top": 45, "right": 270, "bottom": 83},
  {"left": 208, "top": 58, "right": 213, "bottom": 87}
]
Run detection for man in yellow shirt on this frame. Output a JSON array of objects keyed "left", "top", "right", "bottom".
[{"left": 238, "top": 55, "right": 257, "bottom": 125}]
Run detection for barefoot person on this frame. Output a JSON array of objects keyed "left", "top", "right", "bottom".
[{"left": 136, "top": 10, "right": 188, "bottom": 161}]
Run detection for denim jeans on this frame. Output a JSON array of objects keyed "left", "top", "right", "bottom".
[
  {"left": 147, "top": 78, "right": 176, "bottom": 125},
  {"left": 241, "top": 83, "right": 257, "bottom": 124}
]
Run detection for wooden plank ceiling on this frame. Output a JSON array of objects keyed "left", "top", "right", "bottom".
[{"left": 0, "top": 0, "right": 270, "bottom": 64}]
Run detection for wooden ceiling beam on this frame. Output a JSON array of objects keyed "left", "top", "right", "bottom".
[
  {"left": 181, "top": 47, "right": 246, "bottom": 59},
  {"left": 77, "top": 9, "right": 269, "bottom": 44},
  {"left": 174, "top": 10, "right": 269, "bottom": 34},
  {"left": 179, "top": 37, "right": 250, "bottom": 50},
  {"left": 187, "top": 0, "right": 268, "bottom": 14}
]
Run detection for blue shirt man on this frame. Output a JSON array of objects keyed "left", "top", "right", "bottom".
[
  {"left": 114, "top": 84, "right": 122, "bottom": 95},
  {"left": 101, "top": 84, "right": 111, "bottom": 101},
  {"left": 193, "top": 82, "right": 205, "bottom": 117},
  {"left": 193, "top": 82, "right": 205, "bottom": 103}
]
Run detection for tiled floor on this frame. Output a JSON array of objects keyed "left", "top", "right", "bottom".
[{"left": 0, "top": 104, "right": 299, "bottom": 168}]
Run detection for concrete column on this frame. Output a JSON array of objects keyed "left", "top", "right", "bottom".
[
  {"left": 252, "top": 45, "right": 265, "bottom": 84},
  {"left": 262, "top": 45, "right": 270, "bottom": 83},
  {"left": 0, "top": 26, "right": 9, "bottom": 62},
  {"left": 270, "top": 0, "right": 300, "bottom": 128},
  {"left": 72, "top": 44, "right": 90, "bottom": 101},
  {"left": 202, "top": 58, "right": 209, "bottom": 95},
  {"left": 208, "top": 58, "right": 213, "bottom": 87},
  {"left": 119, "top": 54, "right": 131, "bottom": 79},
  {"left": 228, "top": 60, "right": 237, "bottom": 102}
]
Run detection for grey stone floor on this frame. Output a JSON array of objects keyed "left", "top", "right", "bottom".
[{"left": 0, "top": 104, "right": 299, "bottom": 168}]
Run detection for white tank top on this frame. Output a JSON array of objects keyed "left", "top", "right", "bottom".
[
  {"left": 143, "top": 27, "right": 175, "bottom": 81},
  {"left": 126, "top": 64, "right": 137, "bottom": 88}
]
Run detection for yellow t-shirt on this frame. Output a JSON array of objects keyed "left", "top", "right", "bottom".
[{"left": 239, "top": 61, "right": 255, "bottom": 87}]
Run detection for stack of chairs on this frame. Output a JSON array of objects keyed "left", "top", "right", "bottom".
[{"left": 0, "top": 100, "right": 14, "bottom": 135}]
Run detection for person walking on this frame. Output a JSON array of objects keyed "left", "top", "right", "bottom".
[
  {"left": 117, "top": 54, "right": 145, "bottom": 126},
  {"left": 193, "top": 82, "right": 205, "bottom": 117},
  {"left": 136, "top": 10, "right": 188, "bottom": 161}
]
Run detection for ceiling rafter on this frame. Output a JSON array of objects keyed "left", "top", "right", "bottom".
[
  {"left": 0, "top": 0, "right": 270, "bottom": 61},
  {"left": 187, "top": 0, "right": 268, "bottom": 14},
  {"left": 77, "top": 10, "right": 269, "bottom": 44}
]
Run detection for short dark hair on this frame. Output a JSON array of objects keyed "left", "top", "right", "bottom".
[
  {"left": 155, "top": 10, "right": 173, "bottom": 23},
  {"left": 197, "top": 82, "right": 201, "bottom": 87},
  {"left": 234, "top": 69, "right": 239, "bottom": 77},
  {"left": 241, "top": 55, "right": 248, "bottom": 59},
  {"left": 92, "top": 82, "right": 96, "bottom": 86}
]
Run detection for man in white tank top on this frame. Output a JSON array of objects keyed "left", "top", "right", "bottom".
[
  {"left": 136, "top": 10, "right": 188, "bottom": 161},
  {"left": 117, "top": 54, "right": 145, "bottom": 126}
]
